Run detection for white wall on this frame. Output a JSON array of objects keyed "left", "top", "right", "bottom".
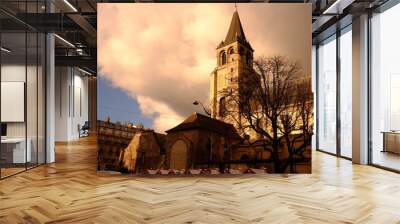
[
  {"left": 1, "top": 65, "right": 27, "bottom": 139},
  {"left": 1, "top": 65, "right": 42, "bottom": 138},
  {"left": 55, "top": 66, "right": 69, "bottom": 141},
  {"left": 1, "top": 63, "right": 46, "bottom": 164},
  {"left": 54, "top": 67, "right": 89, "bottom": 141}
]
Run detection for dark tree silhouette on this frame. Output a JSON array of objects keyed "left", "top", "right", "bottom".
[{"left": 221, "top": 55, "right": 313, "bottom": 173}]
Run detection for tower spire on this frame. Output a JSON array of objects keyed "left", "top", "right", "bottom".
[
  {"left": 224, "top": 10, "right": 247, "bottom": 45},
  {"left": 216, "top": 6, "right": 253, "bottom": 51}
]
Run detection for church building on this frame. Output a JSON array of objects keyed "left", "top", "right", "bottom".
[{"left": 209, "top": 10, "right": 256, "bottom": 137}]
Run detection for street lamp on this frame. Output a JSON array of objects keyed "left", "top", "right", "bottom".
[{"left": 193, "top": 100, "right": 211, "bottom": 116}]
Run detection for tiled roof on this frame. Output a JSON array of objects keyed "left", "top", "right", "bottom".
[{"left": 166, "top": 112, "right": 242, "bottom": 139}]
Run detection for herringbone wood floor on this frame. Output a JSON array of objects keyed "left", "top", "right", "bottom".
[{"left": 1, "top": 136, "right": 400, "bottom": 224}]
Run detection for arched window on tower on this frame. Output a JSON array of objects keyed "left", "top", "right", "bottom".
[
  {"left": 220, "top": 51, "right": 227, "bottom": 65},
  {"left": 219, "top": 97, "right": 226, "bottom": 117},
  {"left": 246, "top": 52, "right": 252, "bottom": 65},
  {"left": 228, "top": 47, "right": 234, "bottom": 62}
]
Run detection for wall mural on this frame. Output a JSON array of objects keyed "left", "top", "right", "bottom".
[{"left": 97, "top": 3, "right": 313, "bottom": 174}]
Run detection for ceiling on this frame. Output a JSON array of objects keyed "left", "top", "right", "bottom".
[
  {"left": 0, "top": 0, "right": 98, "bottom": 74},
  {"left": 0, "top": 0, "right": 393, "bottom": 74},
  {"left": 311, "top": 0, "right": 389, "bottom": 42}
]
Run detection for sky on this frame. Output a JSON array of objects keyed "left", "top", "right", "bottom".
[
  {"left": 98, "top": 3, "right": 311, "bottom": 133},
  {"left": 97, "top": 76, "right": 153, "bottom": 127}
]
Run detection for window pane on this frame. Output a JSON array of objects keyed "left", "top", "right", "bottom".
[
  {"left": 38, "top": 33, "right": 46, "bottom": 165},
  {"left": 312, "top": 45, "right": 317, "bottom": 150},
  {"left": 340, "top": 28, "right": 352, "bottom": 158},
  {"left": 0, "top": 1, "right": 46, "bottom": 179},
  {"left": 371, "top": 3, "right": 400, "bottom": 171},
  {"left": 1, "top": 31, "right": 27, "bottom": 177},
  {"left": 317, "top": 35, "right": 337, "bottom": 154},
  {"left": 27, "top": 31, "right": 38, "bottom": 169}
]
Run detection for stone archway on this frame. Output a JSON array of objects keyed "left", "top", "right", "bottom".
[{"left": 170, "top": 140, "right": 188, "bottom": 170}]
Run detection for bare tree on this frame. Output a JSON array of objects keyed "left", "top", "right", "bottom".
[
  {"left": 221, "top": 55, "right": 313, "bottom": 173},
  {"left": 279, "top": 79, "right": 313, "bottom": 172}
]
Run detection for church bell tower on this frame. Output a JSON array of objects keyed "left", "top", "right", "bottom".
[{"left": 209, "top": 10, "right": 254, "bottom": 125}]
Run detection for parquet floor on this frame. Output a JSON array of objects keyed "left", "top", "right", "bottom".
[
  {"left": 1, "top": 167, "right": 26, "bottom": 178},
  {"left": 1, "top": 136, "right": 400, "bottom": 224}
]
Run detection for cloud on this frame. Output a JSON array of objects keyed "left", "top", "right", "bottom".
[
  {"left": 98, "top": 3, "right": 310, "bottom": 133},
  {"left": 136, "top": 95, "right": 183, "bottom": 132}
]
